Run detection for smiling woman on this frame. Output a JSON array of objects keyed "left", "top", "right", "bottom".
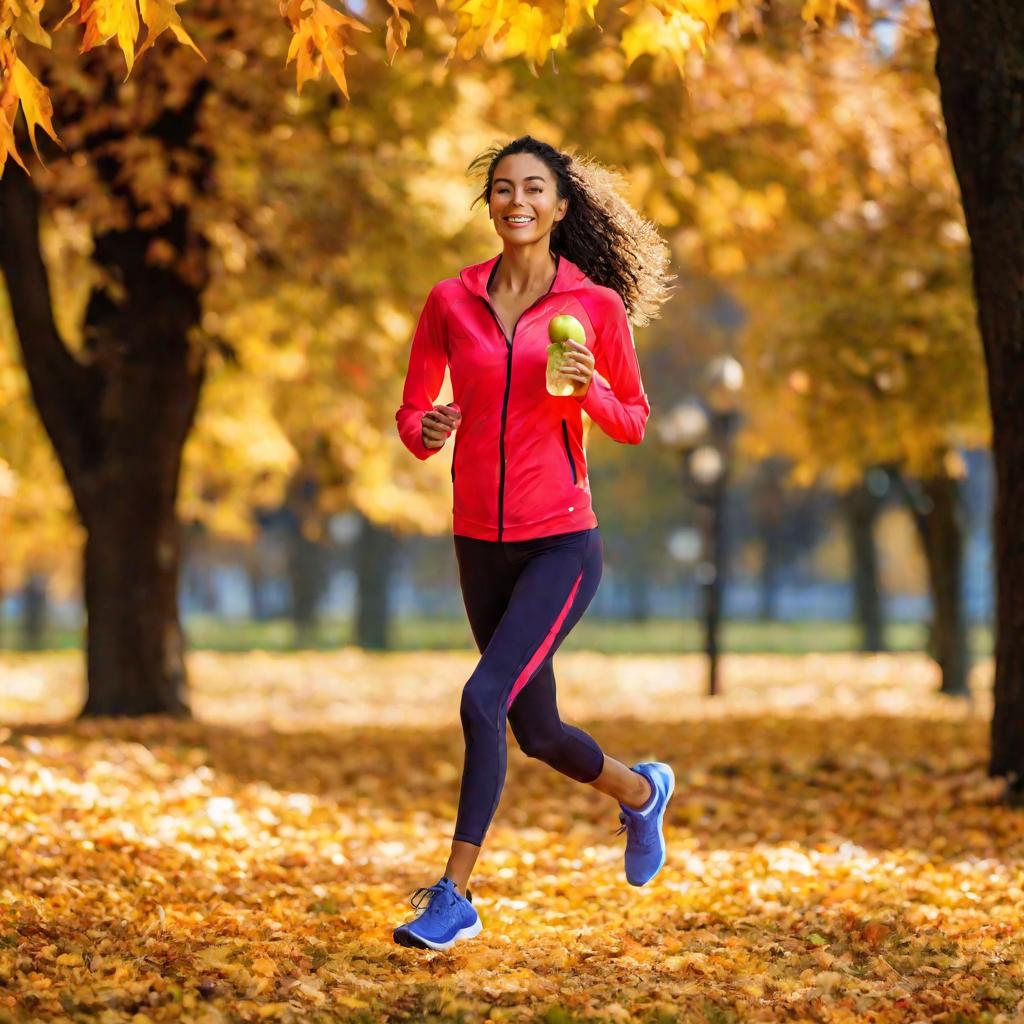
[
  {"left": 392, "top": 135, "right": 678, "bottom": 952},
  {"left": 472, "top": 137, "right": 675, "bottom": 328}
]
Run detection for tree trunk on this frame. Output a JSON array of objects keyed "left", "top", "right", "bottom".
[
  {"left": 76, "top": 229, "right": 206, "bottom": 715},
  {"left": 759, "top": 531, "right": 782, "bottom": 623},
  {"left": 282, "top": 471, "right": 329, "bottom": 647},
  {"left": 624, "top": 569, "right": 651, "bottom": 622},
  {"left": 247, "top": 528, "right": 272, "bottom": 622},
  {"left": 20, "top": 573, "right": 47, "bottom": 651},
  {"left": 754, "top": 460, "right": 787, "bottom": 623},
  {"left": 622, "top": 536, "right": 652, "bottom": 622},
  {"left": 842, "top": 480, "right": 885, "bottom": 654},
  {"left": 84, "top": 506, "right": 189, "bottom": 715},
  {"left": 905, "top": 473, "right": 970, "bottom": 697},
  {"left": 354, "top": 512, "right": 397, "bottom": 650},
  {"left": 930, "top": 0, "right": 1024, "bottom": 794},
  {"left": 0, "top": 81, "right": 211, "bottom": 717},
  {"left": 287, "top": 527, "right": 327, "bottom": 647}
]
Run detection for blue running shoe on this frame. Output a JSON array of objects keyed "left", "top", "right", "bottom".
[
  {"left": 613, "top": 761, "right": 675, "bottom": 886},
  {"left": 392, "top": 876, "right": 483, "bottom": 951}
]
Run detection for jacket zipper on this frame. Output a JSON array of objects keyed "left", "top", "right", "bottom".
[
  {"left": 561, "top": 418, "right": 577, "bottom": 485},
  {"left": 481, "top": 256, "right": 560, "bottom": 541}
]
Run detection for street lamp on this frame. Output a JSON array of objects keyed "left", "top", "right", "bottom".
[{"left": 658, "top": 356, "right": 744, "bottom": 696}]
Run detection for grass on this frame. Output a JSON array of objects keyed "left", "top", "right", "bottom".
[{"left": 0, "top": 616, "right": 994, "bottom": 656}]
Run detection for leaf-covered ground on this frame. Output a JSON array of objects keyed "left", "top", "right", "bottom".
[{"left": 2, "top": 651, "right": 1022, "bottom": 1024}]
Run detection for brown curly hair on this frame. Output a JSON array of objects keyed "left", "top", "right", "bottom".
[{"left": 467, "top": 135, "right": 676, "bottom": 328}]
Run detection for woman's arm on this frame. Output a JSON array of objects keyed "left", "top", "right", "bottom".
[
  {"left": 395, "top": 284, "right": 449, "bottom": 460},
  {"left": 573, "top": 288, "right": 651, "bottom": 444}
]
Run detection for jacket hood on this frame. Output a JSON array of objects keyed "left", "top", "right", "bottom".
[{"left": 459, "top": 252, "right": 590, "bottom": 301}]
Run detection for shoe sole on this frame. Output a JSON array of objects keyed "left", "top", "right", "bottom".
[
  {"left": 628, "top": 763, "right": 675, "bottom": 887},
  {"left": 393, "top": 916, "right": 483, "bottom": 951}
]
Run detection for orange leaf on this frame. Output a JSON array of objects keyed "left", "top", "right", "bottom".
[
  {"left": 862, "top": 921, "right": 892, "bottom": 947},
  {"left": 58, "top": 0, "right": 141, "bottom": 78}
]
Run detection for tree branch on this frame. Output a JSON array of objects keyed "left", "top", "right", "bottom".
[{"left": 0, "top": 163, "right": 101, "bottom": 507}]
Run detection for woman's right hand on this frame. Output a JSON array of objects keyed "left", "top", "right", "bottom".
[{"left": 422, "top": 403, "right": 462, "bottom": 449}]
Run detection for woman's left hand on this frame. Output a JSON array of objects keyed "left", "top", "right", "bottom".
[{"left": 560, "top": 339, "right": 595, "bottom": 398}]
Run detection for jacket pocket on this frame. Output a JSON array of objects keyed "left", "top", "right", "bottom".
[{"left": 561, "top": 418, "right": 577, "bottom": 485}]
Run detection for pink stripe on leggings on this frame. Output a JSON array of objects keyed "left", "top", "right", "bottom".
[{"left": 506, "top": 569, "right": 584, "bottom": 709}]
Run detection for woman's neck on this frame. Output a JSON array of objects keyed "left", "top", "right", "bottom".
[{"left": 491, "top": 245, "right": 557, "bottom": 295}]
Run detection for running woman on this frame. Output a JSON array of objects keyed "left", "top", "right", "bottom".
[{"left": 392, "top": 136, "right": 677, "bottom": 951}]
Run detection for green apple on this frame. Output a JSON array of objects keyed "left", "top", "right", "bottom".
[
  {"left": 548, "top": 314, "right": 587, "bottom": 346},
  {"left": 546, "top": 314, "right": 586, "bottom": 396}
]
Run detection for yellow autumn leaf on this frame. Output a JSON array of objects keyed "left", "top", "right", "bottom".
[
  {"left": 250, "top": 956, "right": 276, "bottom": 977},
  {"left": 137, "top": 0, "right": 205, "bottom": 62},
  {"left": 335, "top": 995, "right": 370, "bottom": 1009},
  {"left": 0, "top": 42, "right": 28, "bottom": 173},
  {"left": 57, "top": 0, "right": 142, "bottom": 78},
  {"left": 385, "top": 0, "right": 415, "bottom": 65},
  {"left": 195, "top": 944, "right": 238, "bottom": 966},
  {"left": 281, "top": 0, "right": 371, "bottom": 97},
  {"left": 12, "top": 0, "right": 52, "bottom": 47},
  {"left": 11, "top": 57, "right": 63, "bottom": 163},
  {"left": 621, "top": 0, "right": 731, "bottom": 33},
  {"left": 553, "top": 0, "right": 600, "bottom": 47},
  {"left": 621, "top": 4, "right": 708, "bottom": 74}
]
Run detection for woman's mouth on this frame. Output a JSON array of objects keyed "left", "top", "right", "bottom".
[{"left": 504, "top": 215, "right": 534, "bottom": 227}]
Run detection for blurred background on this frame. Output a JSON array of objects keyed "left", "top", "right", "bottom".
[
  {"left": 0, "top": 0, "right": 989, "bottom": 691},
  {"left": 2, "top": 436, "right": 992, "bottom": 659}
]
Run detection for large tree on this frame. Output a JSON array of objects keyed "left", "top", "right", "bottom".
[
  {"left": 927, "top": 1, "right": 1024, "bottom": 792},
  {"left": 0, "top": 0, "right": 482, "bottom": 711}
]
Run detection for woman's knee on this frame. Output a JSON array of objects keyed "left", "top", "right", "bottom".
[
  {"left": 460, "top": 678, "right": 497, "bottom": 729},
  {"left": 517, "top": 728, "right": 565, "bottom": 763}
]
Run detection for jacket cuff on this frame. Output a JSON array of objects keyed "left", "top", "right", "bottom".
[{"left": 401, "top": 411, "right": 444, "bottom": 460}]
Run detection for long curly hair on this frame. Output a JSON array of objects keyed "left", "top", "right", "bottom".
[{"left": 467, "top": 136, "right": 676, "bottom": 328}]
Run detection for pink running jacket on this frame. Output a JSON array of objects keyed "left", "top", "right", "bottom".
[{"left": 396, "top": 252, "right": 651, "bottom": 542}]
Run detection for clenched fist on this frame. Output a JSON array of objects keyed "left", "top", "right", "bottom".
[{"left": 422, "top": 403, "right": 462, "bottom": 449}]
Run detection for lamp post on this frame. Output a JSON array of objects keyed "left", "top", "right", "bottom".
[{"left": 658, "top": 356, "right": 744, "bottom": 696}]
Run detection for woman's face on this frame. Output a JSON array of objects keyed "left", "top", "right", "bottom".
[{"left": 488, "top": 153, "right": 567, "bottom": 243}]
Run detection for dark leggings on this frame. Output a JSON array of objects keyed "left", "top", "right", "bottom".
[{"left": 451, "top": 525, "right": 606, "bottom": 846}]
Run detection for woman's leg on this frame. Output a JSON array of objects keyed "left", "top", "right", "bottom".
[
  {"left": 507, "top": 666, "right": 653, "bottom": 808},
  {"left": 453, "top": 527, "right": 603, "bottom": 849},
  {"left": 506, "top": 532, "right": 655, "bottom": 808},
  {"left": 506, "top": 661, "right": 604, "bottom": 784},
  {"left": 588, "top": 755, "right": 655, "bottom": 808},
  {"left": 443, "top": 533, "right": 521, "bottom": 894}
]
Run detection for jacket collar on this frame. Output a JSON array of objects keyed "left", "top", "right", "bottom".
[{"left": 459, "top": 251, "right": 589, "bottom": 301}]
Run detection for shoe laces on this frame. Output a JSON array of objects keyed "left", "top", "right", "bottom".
[
  {"left": 612, "top": 808, "right": 660, "bottom": 848},
  {"left": 409, "top": 881, "right": 457, "bottom": 912}
]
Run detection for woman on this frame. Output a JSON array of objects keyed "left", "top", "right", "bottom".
[{"left": 393, "top": 136, "right": 677, "bottom": 951}]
